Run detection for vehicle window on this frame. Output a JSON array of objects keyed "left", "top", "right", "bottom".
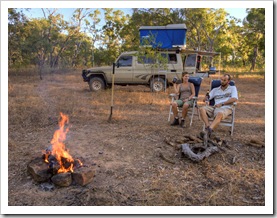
[
  {"left": 118, "top": 56, "right": 133, "bottom": 67},
  {"left": 168, "top": 54, "right": 177, "bottom": 64},
  {"left": 185, "top": 54, "right": 197, "bottom": 67},
  {"left": 160, "top": 53, "right": 177, "bottom": 64},
  {"left": 138, "top": 56, "right": 155, "bottom": 64}
]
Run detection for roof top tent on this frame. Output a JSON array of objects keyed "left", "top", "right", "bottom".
[
  {"left": 180, "top": 49, "right": 221, "bottom": 78},
  {"left": 139, "top": 24, "right": 187, "bottom": 49}
]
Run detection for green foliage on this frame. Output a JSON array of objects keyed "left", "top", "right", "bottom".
[{"left": 8, "top": 8, "right": 265, "bottom": 72}]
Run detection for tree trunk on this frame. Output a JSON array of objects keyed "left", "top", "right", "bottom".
[{"left": 250, "top": 46, "right": 258, "bottom": 71}]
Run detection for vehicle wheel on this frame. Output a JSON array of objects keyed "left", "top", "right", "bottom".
[
  {"left": 89, "top": 77, "right": 105, "bottom": 91},
  {"left": 150, "top": 77, "right": 165, "bottom": 92}
]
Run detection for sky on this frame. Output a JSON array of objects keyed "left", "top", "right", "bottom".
[{"left": 22, "top": 8, "right": 248, "bottom": 25}]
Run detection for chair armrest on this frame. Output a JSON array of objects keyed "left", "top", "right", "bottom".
[{"left": 169, "top": 93, "right": 178, "bottom": 98}]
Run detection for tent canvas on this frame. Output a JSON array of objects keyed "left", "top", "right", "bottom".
[{"left": 139, "top": 24, "right": 187, "bottom": 49}]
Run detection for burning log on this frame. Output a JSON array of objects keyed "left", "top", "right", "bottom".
[{"left": 45, "top": 154, "right": 60, "bottom": 174}]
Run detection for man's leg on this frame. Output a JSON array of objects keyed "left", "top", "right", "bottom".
[
  {"left": 209, "top": 112, "right": 224, "bottom": 130},
  {"left": 199, "top": 107, "right": 210, "bottom": 127}
]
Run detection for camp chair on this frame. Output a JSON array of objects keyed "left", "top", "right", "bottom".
[
  {"left": 203, "top": 79, "right": 237, "bottom": 136},
  {"left": 168, "top": 77, "right": 202, "bottom": 127}
]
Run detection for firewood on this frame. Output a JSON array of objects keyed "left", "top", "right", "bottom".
[
  {"left": 184, "top": 135, "right": 203, "bottom": 143},
  {"left": 231, "top": 156, "right": 237, "bottom": 164},
  {"left": 248, "top": 142, "right": 264, "bottom": 148},
  {"left": 175, "top": 137, "right": 189, "bottom": 144},
  {"left": 250, "top": 139, "right": 264, "bottom": 146},
  {"left": 208, "top": 139, "right": 220, "bottom": 147},
  {"left": 164, "top": 137, "right": 176, "bottom": 147}
]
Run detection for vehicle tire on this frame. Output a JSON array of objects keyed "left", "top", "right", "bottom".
[
  {"left": 150, "top": 77, "right": 165, "bottom": 92},
  {"left": 89, "top": 77, "right": 105, "bottom": 91}
]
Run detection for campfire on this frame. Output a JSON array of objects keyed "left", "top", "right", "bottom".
[
  {"left": 43, "top": 112, "right": 82, "bottom": 174},
  {"left": 27, "top": 112, "right": 95, "bottom": 187}
]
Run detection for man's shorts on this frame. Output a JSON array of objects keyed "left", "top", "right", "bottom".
[
  {"left": 202, "top": 106, "right": 232, "bottom": 120},
  {"left": 175, "top": 99, "right": 194, "bottom": 108}
]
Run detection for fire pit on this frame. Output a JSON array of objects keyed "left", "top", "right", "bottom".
[{"left": 27, "top": 112, "right": 95, "bottom": 187}]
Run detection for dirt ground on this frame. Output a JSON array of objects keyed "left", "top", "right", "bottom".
[{"left": 7, "top": 70, "right": 265, "bottom": 207}]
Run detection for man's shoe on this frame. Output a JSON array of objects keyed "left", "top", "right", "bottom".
[
  {"left": 180, "top": 119, "right": 185, "bottom": 128},
  {"left": 205, "top": 126, "right": 213, "bottom": 138},
  {"left": 171, "top": 118, "right": 179, "bottom": 126}
]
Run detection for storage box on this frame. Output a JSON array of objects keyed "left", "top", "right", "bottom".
[{"left": 139, "top": 24, "right": 187, "bottom": 49}]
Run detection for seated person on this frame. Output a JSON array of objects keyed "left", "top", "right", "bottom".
[
  {"left": 199, "top": 74, "right": 238, "bottom": 137},
  {"left": 171, "top": 72, "right": 195, "bottom": 128}
]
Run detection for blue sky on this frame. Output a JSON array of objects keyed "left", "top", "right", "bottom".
[{"left": 22, "top": 8, "right": 248, "bottom": 24}]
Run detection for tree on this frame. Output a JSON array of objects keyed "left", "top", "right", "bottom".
[
  {"left": 22, "top": 18, "right": 52, "bottom": 79},
  {"left": 244, "top": 8, "right": 265, "bottom": 71},
  {"left": 8, "top": 9, "right": 28, "bottom": 68},
  {"left": 101, "top": 9, "right": 129, "bottom": 64}
]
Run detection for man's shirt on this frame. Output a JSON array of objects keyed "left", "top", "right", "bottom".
[{"left": 209, "top": 85, "right": 238, "bottom": 107}]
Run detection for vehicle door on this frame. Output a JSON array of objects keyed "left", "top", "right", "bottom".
[
  {"left": 133, "top": 55, "right": 156, "bottom": 84},
  {"left": 184, "top": 53, "right": 197, "bottom": 74},
  {"left": 160, "top": 53, "right": 182, "bottom": 81},
  {"left": 115, "top": 55, "right": 133, "bottom": 83}
]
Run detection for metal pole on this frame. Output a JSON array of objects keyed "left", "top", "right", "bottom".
[{"left": 108, "top": 63, "right": 116, "bottom": 122}]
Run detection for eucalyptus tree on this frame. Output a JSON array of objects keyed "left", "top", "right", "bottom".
[
  {"left": 8, "top": 8, "right": 28, "bottom": 68},
  {"left": 70, "top": 8, "right": 101, "bottom": 67},
  {"left": 22, "top": 18, "right": 53, "bottom": 79},
  {"left": 180, "top": 8, "right": 228, "bottom": 53},
  {"left": 243, "top": 8, "right": 265, "bottom": 71},
  {"left": 101, "top": 8, "right": 129, "bottom": 64}
]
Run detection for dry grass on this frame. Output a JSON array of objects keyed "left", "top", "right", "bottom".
[{"left": 7, "top": 70, "right": 265, "bottom": 207}]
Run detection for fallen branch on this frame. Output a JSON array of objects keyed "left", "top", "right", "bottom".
[
  {"left": 181, "top": 143, "right": 219, "bottom": 162},
  {"left": 184, "top": 135, "right": 203, "bottom": 143},
  {"left": 250, "top": 139, "right": 264, "bottom": 145},
  {"left": 248, "top": 142, "right": 264, "bottom": 148}
]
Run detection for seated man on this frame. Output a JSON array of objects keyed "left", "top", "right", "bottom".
[
  {"left": 170, "top": 72, "right": 195, "bottom": 128},
  {"left": 199, "top": 74, "right": 238, "bottom": 137}
]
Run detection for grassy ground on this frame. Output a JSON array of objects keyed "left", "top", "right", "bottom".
[{"left": 7, "top": 70, "right": 265, "bottom": 209}]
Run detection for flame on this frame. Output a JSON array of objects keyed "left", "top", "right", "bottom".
[{"left": 44, "top": 112, "right": 81, "bottom": 173}]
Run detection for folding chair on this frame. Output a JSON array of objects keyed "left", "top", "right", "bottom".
[
  {"left": 203, "top": 79, "right": 237, "bottom": 136},
  {"left": 168, "top": 77, "right": 203, "bottom": 127}
]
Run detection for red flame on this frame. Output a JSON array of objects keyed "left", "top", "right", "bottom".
[{"left": 44, "top": 112, "right": 82, "bottom": 173}]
